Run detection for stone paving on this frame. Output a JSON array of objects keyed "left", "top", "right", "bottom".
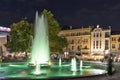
[{"left": 67, "top": 62, "right": 120, "bottom": 80}]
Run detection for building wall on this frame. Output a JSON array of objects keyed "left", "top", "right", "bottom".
[
  {"left": 111, "top": 35, "right": 120, "bottom": 54},
  {"left": 59, "top": 25, "right": 118, "bottom": 59},
  {"left": 0, "top": 35, "right": 7, "bottom": 56},
  {"left": 91, "top": 25, "right": 111, "bottom": 55},
  {"left": 59, "top": 26, "right": 92, "bottom": 56}
]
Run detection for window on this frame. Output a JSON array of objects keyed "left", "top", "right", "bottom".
[
  {"left": 77, "top": 46, "right": 80, "bottom": 51},
  {"left": 96, "top": 41, "right": 98, "bottom": 47},
  {"left": 105, "top": 32, "right": 110, "bottom": 38},
  {"left": 94, "top": 33, "right": 95, "bottom": 37},
  {"left": 96, "top": 33, "right": 99, "bottom": 37},
  {"left": 118, "top": 37, "right": 120, "bottom": 42},
  {"left": 112, "top": 44, "right": 115, "bottom": 48},
  {"left": 118, "top": 44, "right": 120, "bottom": 50},
  {"left": 93, "top": 41, "right": 95, "bottom": 48},
  {"left": 71, "top": 40, "right": 74, "bottom": 44},
  {"left": 105, "top": 40, "right": 109, "bottom": 50},
  {"left": 84, "top": 39, "right": 88, "bottom": 43},
  {"left": 78, "top": 39, "right": 80, "bottom": 43},
  {"left": 112, "top": 37, "right": 116, "bottom": 41},
  {"left": 72, "top": 46, "right": 74, "bottom": 50},
  {"left": 84, "top": 46, "right": 88, "bottom": 49},
  {"left": 78, "top": 32, "right": 81, "bottom": 36},
  {"left": 71, "top": 33, "right": 74, "bottom": 36},
  {"left": 100, "top": 41, "right": 101, "bottom": 48},
  {"left": 100, "top": 33, "right": 102, "bottom": 37}
]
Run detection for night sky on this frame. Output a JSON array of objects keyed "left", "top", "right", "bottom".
[{"left": 0, "top": 0, "right": 120, "bottom": 30}]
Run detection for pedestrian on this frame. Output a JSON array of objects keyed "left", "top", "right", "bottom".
[{"left": 107, "top": 54, "right": 113, "bottom": 76}]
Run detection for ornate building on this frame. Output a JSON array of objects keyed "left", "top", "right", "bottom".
[{"left": 91, "top": 25, "right": 111, "bottom": 55}]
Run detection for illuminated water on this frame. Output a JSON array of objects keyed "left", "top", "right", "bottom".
[
  {"left": 80, "top": 60, "right": 83, "bottom": 71},
  {"left": 0, "top": 62, "right": 107, "bottom": 79},
  {"left": 71, "top": 57, "right": 77, "bottom": 71},
  {"left": 30, "top": 11, "right": 50, "bottom": 65},
  {"left": 59, "top": 58, "right": 62, "bottom": 67},
  {"left": 32, "top": 64, "right": 41, "bottom": 75}
]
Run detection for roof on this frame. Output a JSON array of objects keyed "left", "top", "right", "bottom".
[{"left": 61, "top": 25, "right": 93, "bottom": 30}]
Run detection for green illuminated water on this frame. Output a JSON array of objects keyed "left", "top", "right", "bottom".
[
  {"left": 59, "top": 58, "right": 62, "bottom": 67},
  {"left": 0, "top": 62, "right": 107, "bottom": 79},
  {"left": 71, "top": 57, "right": 77, "bottom": 71},
  {"left": 30, "top": 11, "right": 50, "bottom": 65},
  {"left": 80, "top": 60, "right": 83, "bottom": 71}
]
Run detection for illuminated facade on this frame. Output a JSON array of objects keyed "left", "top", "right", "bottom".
[
  {"left": 110, "top": 32, "right": 120, "bottom": 54},
  {"left": 91, "top": 25, "right": 111, "bottom": 55},
  {"left": 59, "top": 26, "right": 92, "bottom": 56},
  {"left": 59, "top": 25, "right": 115, "bottom": 58},
  {"left": 0, "top": 26, "right": 10, "bottom": 57},
  {"left": 0, "top": 34, "right": 7, "bottom": 57}
]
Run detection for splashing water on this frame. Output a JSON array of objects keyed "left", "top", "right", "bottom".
[
  {"left": 80, "top": 60, "right": 83, "bottom": 71},
  {"left": 30, "top": 11, "right": 50, "bottom": 65},
  {"left": 71, "top": 57, "right": 77, "bottom": 72}
]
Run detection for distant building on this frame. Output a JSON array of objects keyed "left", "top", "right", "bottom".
[
  {"left": 0, "top": 26, "right": 10, "bottom": 57},
  {"left": 59, "top": 26, "right": 92, "bottom": 57},
  {"left": 91, "top": 25, "right": 111, "bottom": 55},
  {"left": 0, "top": 33, "right": 8, "bottom": 57},
  {"left": 59, "top": 25, "right": 120, "bottom": 59},
  {"left": 111, "top": 31, "right": 120, "bottom": 55}
]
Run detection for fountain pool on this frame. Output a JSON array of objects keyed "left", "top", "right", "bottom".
[{"left": 0, "top": 61, "right": 107, "bottom": 79}]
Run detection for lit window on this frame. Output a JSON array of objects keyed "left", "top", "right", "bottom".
[{"left": 112, "top": 44, "right": 115, "bottom": 48}]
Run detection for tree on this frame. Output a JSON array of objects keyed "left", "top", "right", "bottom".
[
  {"left": 42, "top": 9, "right": 68, "bottom": 53},
  {"left": 6, "top": 19, "right": 33, "bottom": 57}
]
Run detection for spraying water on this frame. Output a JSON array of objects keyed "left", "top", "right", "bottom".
[
  {"left": 80, "top": 60, "right": 83, "bottom": 71},
  {"left": 59, "top": 58, "right": 62, "bottom": 67},
  {"left": 71, "top": 57, "right": 77, "bottom": 72},
  {"left": 32, "top": 64, "right": 41, "bottom": 75},
  {"left": 30, "top": 11, "right": 50, "bottom": 65}
]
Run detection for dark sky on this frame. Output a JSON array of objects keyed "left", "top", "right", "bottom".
[{"left": 0, "top": 0, "right": 120, "bottom": 30}]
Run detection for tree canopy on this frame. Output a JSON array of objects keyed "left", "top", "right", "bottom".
[{"left": 6, "top": 19, "right": 33, "bottom": 53}]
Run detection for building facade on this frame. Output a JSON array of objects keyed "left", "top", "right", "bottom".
[
  {"left": 111, "top": 32, "right": 120, "bottom": 55},
  {"left": 59, "top": 26, "right": 92, "bottom": 57},
  {"left": 59, "top": 25, "right": 120, "bottom": 59},
  {"left": 0, "top": 34, "right": 7, "bottom": 57},
  {"left": 91, "top": 25, "right": 111, "bottom": 56}
]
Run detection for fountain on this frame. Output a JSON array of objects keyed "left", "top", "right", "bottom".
[
  {"left": 0, "top": 11, "right": 109, "bottom": 79},
  {"left": 80, "top": 60, "right": 83, "bottom": 71},
  {"left": 32, "top": 64, "right": 41, "bottom": 75},
  {"left": 59, "top": 58, "right": 62, "bottom": 67},
  {"left": 71, "top": 57, "right": 77, "bottom": 72},
  {"left": 30, "top": 11, "right": 50, "bottom": 65}
]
